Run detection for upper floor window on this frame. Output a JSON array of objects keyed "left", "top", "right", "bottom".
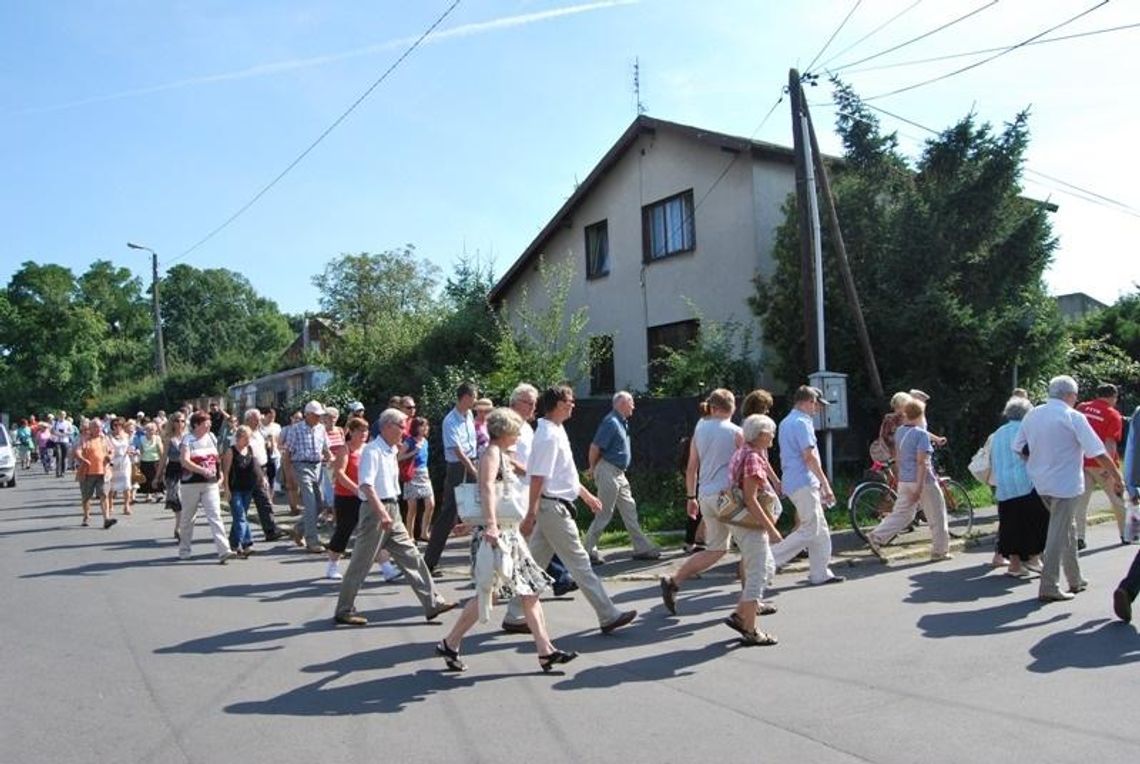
[
  {"left": 585, "top": 219, "right": 610, "bottom": 279},
  {"left": 642, "top": 190, "right": 695, "bottom": 262}
]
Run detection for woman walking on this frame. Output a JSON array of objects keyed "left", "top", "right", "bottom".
[
  {"left": 137, "top": 422, "right": 163, "bottom": 503},
  {"left": 156, "top": 414, "right": 187, "bottom": 539},
  {"left": 221, "top": 425, "right": 266, "bottom": 558},
  {"left": 177, "top": 411, "right": 234, "bottom": 563},
  {"left": 399, "top": 416, "right": 434, "bottom": 542},
  {"left": 989, "top": 396, "right": 1048, "bottom": 577},
  {"left": 324, "top": 417, "right": 370, "bottom": 580},
  {"left": 107, "top": 418, "right": 135, "bottom": 517},
  {"left": 437, "top": 407, "right": 577, "bottom": 673}
]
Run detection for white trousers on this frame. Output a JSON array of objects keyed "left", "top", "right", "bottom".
[
  {"left": 868, "top": 480, "right": 949, "bottom": 555},
  {"left": 177, "top": 481, "right": 230, "bottom": 559},
  {"left": 770, "top": 486, "right": 835, "bottom": 584}
]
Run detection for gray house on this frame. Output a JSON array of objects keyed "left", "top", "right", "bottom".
[{"left": 488, "top": 115, "right": 799, "bottom": 395}]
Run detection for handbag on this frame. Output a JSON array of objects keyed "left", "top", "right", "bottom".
[
  {"left": 868, "top": 437, "right": 892, "bottom": 464},
  {"left": 714, "top": 449, "right": 771, "bottom": 529},
  {"left": 968, "top": 434, "right": 993, "bottom": 485},
  {"left": 457, "top": 453, "right": 528, "bottom": 525},
  {"left": 131, "top": 463, "right": 145, "bottom": 486}
]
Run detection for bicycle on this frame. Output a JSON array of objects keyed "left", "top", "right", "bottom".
[{"left": 847, "top": 456, "right": 974, "bottom": 545}]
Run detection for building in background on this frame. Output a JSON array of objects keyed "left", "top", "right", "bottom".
[{"left": 228, "top": 316, "right": 337, "bottom": 412}]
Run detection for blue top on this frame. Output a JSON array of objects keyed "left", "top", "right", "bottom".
[
  {"left": 778, "top": 409, "right": 818, "bottom": 496},
  {"left": 990, "top": 420, "right": 1034, "bottom": 501},
  {"left": 895, "top": 425, "right": 935, "bottom": 483},
  {"left": 592, "top": 411, "right": 631, "bottom": 470},
  {"left": 1124, "top": 407, "right": 1140, "bottom": 501},
  {"left": 403, "top": 435, "right": 429, "bottom": 469},
  {"left": 441, "top": 407, "right": 476, "bottom": 463}
]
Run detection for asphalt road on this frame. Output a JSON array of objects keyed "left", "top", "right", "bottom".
[{"left": 2, "top": 468, "right": 1138, "bottom": 763}]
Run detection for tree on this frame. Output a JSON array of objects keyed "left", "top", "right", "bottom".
[
  {"left": 753, "top": 81, "right": 1065, "bottom": 466},
  {"left": 651, "top": 303, "right": 762, "bottom": 396},
  {"left": 311, "top": 246, "right": 440, "bottom": 329},
  {"left": 1071, "top": 289, "right": 1140, "bottom": 362},
  {"left": 160, "top": 264, "right": 292, "bottom": 369},
  {"left": 75, "top": 260, "right": 152, "bottom": 387}
]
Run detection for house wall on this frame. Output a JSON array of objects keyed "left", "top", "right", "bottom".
[{"left": 501, "top": 128, "right": 796, "bottom": 395}]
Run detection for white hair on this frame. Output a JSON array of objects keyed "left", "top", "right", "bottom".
[
  {"left": 612, "top": 390, "right": 633, "bottom": 406},
  {"left": 243, "top": 408, "right": 261, "bottom": 424},
  {"left": 1047, "top": 375, "right": 1078, "bottom": 399},
  {"left": 377, "top": 407, "right": 406, "bottom": 430},
  {"left": 741, "top": 414, "right": 776, "bottom": 442},
  {"left": 509, "top": 383, "right": 539, "bottom": 405}
]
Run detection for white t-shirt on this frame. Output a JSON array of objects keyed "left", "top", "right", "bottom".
[
  {"left": 248, "top": 430, "right": 268, "bottom": 467},
  {"left": 513, "top": 420, "right": 535, "bottom": 474},
  {"left": 357, "top": 437, "right": 400, "bottom": 501},
  {"left": 528, "top": 418, "right": 580, "bottom": 501}
]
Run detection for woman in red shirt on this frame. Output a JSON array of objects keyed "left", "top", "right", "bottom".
[{"left": 325, "top": 417, "right": 369, "bottom": 580}]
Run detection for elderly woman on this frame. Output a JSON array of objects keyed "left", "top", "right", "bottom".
[
  {"left": 866, "top": 398, "right": 951, "bottom": 562},
  {"left": 437, "top": 407, "right": 576, "bottom": 673},
  {"left": 319, "top": 406, "right": 345, "bottom": 519},
  {"left": 107, "top": 418, "right": 135, "bottom": 517},
  {"left": 325, "top": 416, "right": 370, "bottom": 580},
  {"left": 221, "top": 425, "right": 267, "bottom": 558},
  {"left": 137, "top": 422, "right": 164, "bottom": 503},
  {"left": 990, "top": 396, "right": 1048, "bottom": 577},
  {"left": 722, "top": 414, "right": 784, "bottom": 646},
  {"left": 177, "top": 411, "right": 235, "bottom": 563}
]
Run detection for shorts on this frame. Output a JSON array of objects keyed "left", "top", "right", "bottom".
[
  {"left": 402, "top": 467, "right": 434, "bottom": 500},
  {"left": 80, "top": 475, "right": 106, "bottom": 503},
  {"left": 697, "top": 494, "right": 733, "bottom": 552}
]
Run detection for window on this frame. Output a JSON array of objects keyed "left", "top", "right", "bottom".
[
  {"left": 642, "top": 190, "right": 695, "bottom": 261},
  {"left": 585, "top": 220, "right": 609, "bottom": 279},
  {"left": 589, "top": 335, "right": 615, "bottom": 395},
  {"left": 646, "top": 319, "right": 699, "bottom": 388}
]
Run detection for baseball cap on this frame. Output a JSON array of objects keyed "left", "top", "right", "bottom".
[
  {"left": 303, "top": 400, "right": 325, "bottom": 416},
  {"left": 794, "top": 385, "right": 831, "bottom": 405}
]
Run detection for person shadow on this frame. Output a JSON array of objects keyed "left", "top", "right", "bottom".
[
  {"left": 916, "top": 599, "right": 1070, "bottom": 639},
  {"left": 905, "top": 564, "right": 1026, "bottom": 604},
  {"left": 1026, "top": 618, "right": 1140, "bottom": 673}
]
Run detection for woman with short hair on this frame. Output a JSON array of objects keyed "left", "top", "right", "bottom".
[
  {"left": 325, "top": 417, "right": 370, "bottom": 580},
  {"left": 177, "top": 411, "right": 235, "bottom": 563},
  {"left": 437, "top": 407, "right": 577, "bottom": 672},
  {"left": 221, "top": 425, "right": 266, "bottom": 558},
  {"left": 107, "top": 418, "right": 135, "bottom": 517},
  {"left": 137, "top": 422, "right": 164, "bottom": 503},
  {"left": 399, "top": 416, "right": 434, "bottom": 542},
  {"left": 990, "top": 396, "right": 1048, "bottom": 576}
]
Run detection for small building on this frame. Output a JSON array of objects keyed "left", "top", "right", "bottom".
[
  {"left": 488, "top": 115, "right": 800, "bottom": 395},
  {"left": 1055, "top": 292, "right": 1107, "bottom": 323},
  {"left": 227, "top": 317, "right": 337, "bottom": 412}
]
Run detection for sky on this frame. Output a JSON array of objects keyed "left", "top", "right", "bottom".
[{"left": 3, "top": 0, "right": 1138, "bottom": 316}]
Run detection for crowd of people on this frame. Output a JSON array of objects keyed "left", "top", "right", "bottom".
[{"left": 8, "top": 372, "right": 1140, "bottom": 672}]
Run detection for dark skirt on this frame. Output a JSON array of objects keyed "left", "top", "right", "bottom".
[{"left": 997, "top": 490, "right": 1049, "bottom": 558}]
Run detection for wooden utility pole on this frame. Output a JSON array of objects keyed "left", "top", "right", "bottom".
[
  {"left": 788, "top": 69, "right": 817, "bottom": 374},
  {"left": 800, "top": 98, "right": 885, "bottom": 401}
]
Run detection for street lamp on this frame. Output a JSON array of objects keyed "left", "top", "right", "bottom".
[{"left": 127, "top": 242, "right": 168, "bottom": 376}]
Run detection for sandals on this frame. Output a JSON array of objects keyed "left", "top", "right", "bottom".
[
  {"left": 660, "top": 577, "right": 678, "bottom": 615},
  {"left": 725, "top": 605, "right": 778, "bottom": 638},
  {"left": 538, "top": 649, "right": 579, "bottom": 673},
  {"left": 739, "top": 629, "right": 778, "bottom": 647},
  {"left": 435, "top": 640, "right": 467, "bottom": 672}
]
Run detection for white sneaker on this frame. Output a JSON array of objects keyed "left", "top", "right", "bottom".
[
  {"left": 326, "top": 561, "right": 343, "bottom": 580},
  {"left": 379, "top": 561, "right": 403, "bottom": 582}
]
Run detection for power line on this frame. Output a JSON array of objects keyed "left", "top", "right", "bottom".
[
  {"left": 804, "top": 0, "right": 863, "bottom": 75},
  {"left": 815, "top": 0, "right": 925, "bottom": 72},
  {"left": 826, "top": 0, "right": 999, "bottom": 74},
  {"left": 843, "top": 21, "right": 1140, "bottom": 75},
  {"left": 166, "top": 0, "right": 462, "bottom": 267},
  {"left": 861, "top": 0, "right": 1110, "bottom": 102}
]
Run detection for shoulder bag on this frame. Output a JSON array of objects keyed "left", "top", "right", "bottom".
[{"left": 457, "top": 451, "right": 528, "bottom": 525}]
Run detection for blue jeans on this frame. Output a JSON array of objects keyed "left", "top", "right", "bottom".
[{"left": 229, "top": 491, "right": 253, "bottom": 550}]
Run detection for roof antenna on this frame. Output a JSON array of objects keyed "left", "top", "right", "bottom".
[{"left": 633, "top": 57, "right": 647, "bottom": 115}]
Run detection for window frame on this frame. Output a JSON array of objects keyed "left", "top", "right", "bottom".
[
  {"left": 641, "top": 189, "right": 696, "bottom": 263},
  {"left": 584, "top": 219, "right": 610, "bottom": 280}
]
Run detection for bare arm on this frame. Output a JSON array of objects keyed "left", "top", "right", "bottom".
[
  {"left": 743, "top": 473, "right": 782, "bottom": 541},
  {"left": 451, "top": 446, "right": 478, "bottom": 479},
  {"left": 219, "top": 449, "right": 233, "bottom": 496},
  {"left": 1094, "top": 453, "right": 1124, "bottom": 494},
  {"left": 587, "top": 443, "right": 602, "bottom": 474},
  {"left": 332, "top": 449, "right": 356, "bottom": 494},
  {"left": 685, "top": 440, "right": 700, "bottom": 519}
]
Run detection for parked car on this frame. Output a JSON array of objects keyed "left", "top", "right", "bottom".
[{"left": 0, "top": 426, "right": 15, "bottom": 487}]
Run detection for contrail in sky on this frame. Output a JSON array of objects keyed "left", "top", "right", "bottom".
[{"left": 16, "top": 0, "right": 638, "bottom": 116}]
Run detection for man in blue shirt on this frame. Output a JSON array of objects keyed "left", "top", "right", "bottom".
[
  {"left": 771, "top": 385, "right": 844, "bottom": 586},
  {"left": 423, "top": 382, "right": 479, "bottom": 571},
  {"left": 584, "top": 391, "right": 661, "bottom": 564}
]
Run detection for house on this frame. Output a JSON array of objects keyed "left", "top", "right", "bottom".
[
  {"left": 227, "top": 317, "right": 337, "bottom": 412},
  {"left": 1055, "top": 292, "right": 1107, "bottom": 323},
  {"left": 488, "top": 115, "right": 799, "bottom": 395}
]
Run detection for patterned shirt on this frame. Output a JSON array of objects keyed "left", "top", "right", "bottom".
[{"left": 283, "top": 420, "right": 329, "bottom": 462}]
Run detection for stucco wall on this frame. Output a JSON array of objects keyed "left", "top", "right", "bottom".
[{"left": 501, "top": 126, "right": 796, "bottom": 395}]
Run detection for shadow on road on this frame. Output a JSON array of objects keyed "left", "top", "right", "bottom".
[
  {"left": 916, "top": 598, "right": 1070, "bottom": 639},
  {"left": 905, "top": 563, "right": 1024, "bottom": 604},
  {"left": 1026, "top": 618, "right": 1140, "bottom": 673}
]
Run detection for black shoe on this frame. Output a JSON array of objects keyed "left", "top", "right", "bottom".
[
  {"left": 1077, "top": 538, "right": 1087, "bottom": 551},
  {"left": 1113, "top": 587, "right": 1133, "bottom": 623},
  {"left": 600, "top": 609, "right": 637, "bottom": 634},
  {"left": 552, "top": 581, "right": 579, "bottom": 597},
  {"left": 436, "top": 639, "right": 467, "bottom": 672},
  {"left": 425, "top": 601, "right": 458, "bottom": 622},
  {"left": 660, "top": 577, "right": 678, "bottom": 615},
  {"left": 103, "top": 518, "right": 118, "bottom": 530},
  {"left": 538, "top": 649, "right": 578, "bottom": 673}
]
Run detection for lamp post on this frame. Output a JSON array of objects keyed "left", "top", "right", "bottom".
[{"left": 127, "top": 242, "right": 167, "bottom": 376}]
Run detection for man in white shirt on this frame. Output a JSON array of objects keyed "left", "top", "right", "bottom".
[
  {"left": 243, "top": 408, "right": 284, "bottom": 542},
  {"left": 504, "top": 385, "right": 636, "bottom": 635},
  {"left": 334, "top": 408, "right": 456, "bottom": 626},
  {"left": 1013, "top": 375, "right": 1124, "bottom": 603}
]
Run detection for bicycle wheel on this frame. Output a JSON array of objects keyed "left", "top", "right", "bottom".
[
  {"left": 941, "top": 479, "right": 974, "bottom": 538},
  {"left": 848, "top": 482, "right": 898, "bottom": 544}
]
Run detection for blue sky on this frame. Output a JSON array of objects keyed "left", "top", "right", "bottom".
[{"left": 3, "top": 0, "right": 1138, "bottom": 315}]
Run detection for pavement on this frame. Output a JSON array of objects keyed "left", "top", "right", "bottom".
[{"left": 3, "top": 469, "right": 1139, "bottom": 764}]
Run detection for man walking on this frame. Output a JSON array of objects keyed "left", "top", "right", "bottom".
[
  {"left": 333, "top": 408, "right": 456, "bottom": 626},
  {"left": 243, "top": 408, "right": 285, "bottom": 542},
  {"left": 1074, "top": 383, "right": 1127, "bottom": 547},
  {"left": 283, "top": 400, "right": 332, "bottom": 553},
  {"left": 584, "top": 391, "right": 660, "bottom": 564},
  {"left": 504, "top": 385, "right": 636, "bottom": 635},
  {"left": 1013, "top": 375, "right": 1124, "bottom": 603},
  {"left": 769, "top": 385, "right": 845, "bottom": 586},
  {"left": 423, "top": 382, "right": 479, "bottom": 571}
]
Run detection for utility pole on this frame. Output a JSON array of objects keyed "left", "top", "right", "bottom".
[
  {"left": 788, "top": 69, "right": 817, "bottom": 374},
  {"left": 127, "top": 242, "right": 167, "bottom": 376},
  {"left": 801, "top": 98, "right": 885, "bottom": 401}
]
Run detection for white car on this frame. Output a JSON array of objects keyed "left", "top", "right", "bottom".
[{"left": 0, "top": 427, "right": 14, "bottom": 487}]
